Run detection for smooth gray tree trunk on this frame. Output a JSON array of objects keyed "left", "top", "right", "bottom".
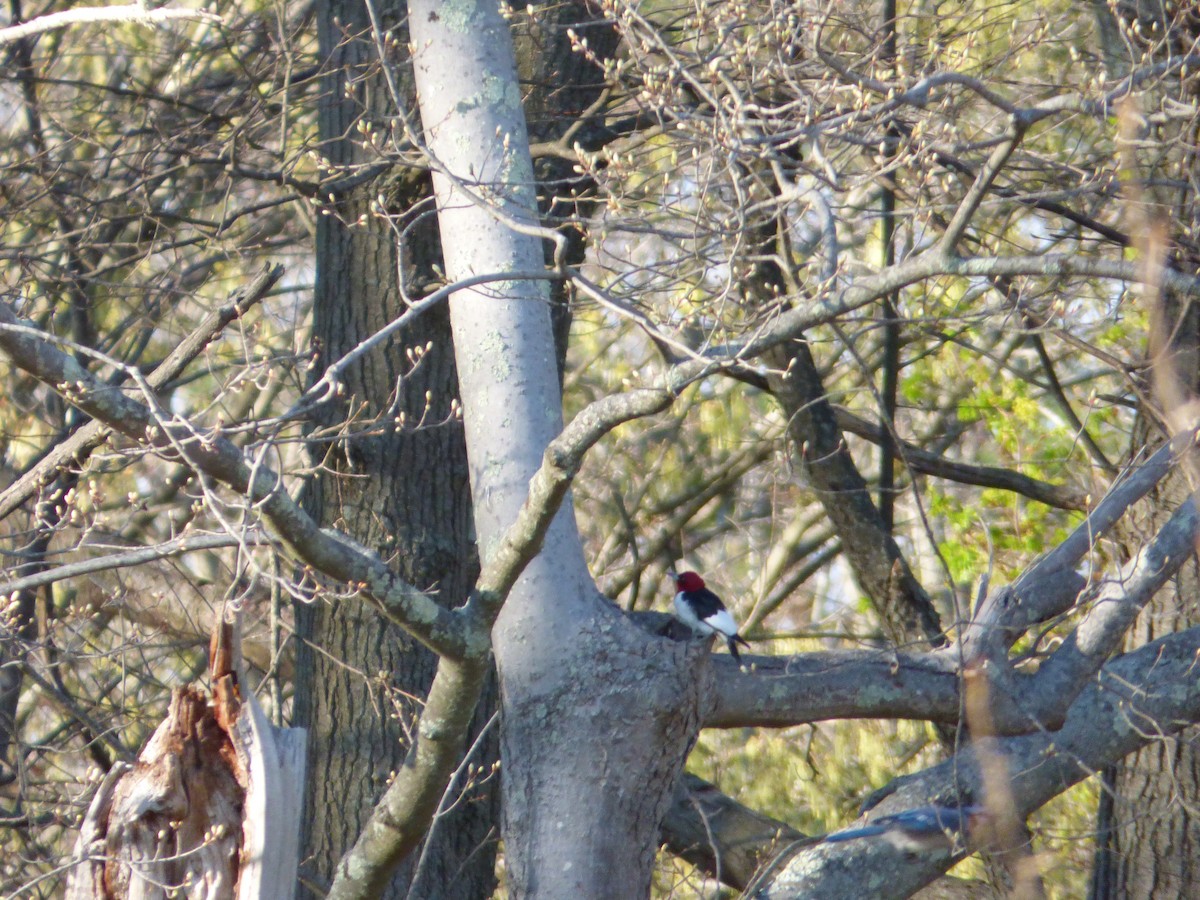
[{"left": 408, "top": 2, "right": 708, "bottom": 895}]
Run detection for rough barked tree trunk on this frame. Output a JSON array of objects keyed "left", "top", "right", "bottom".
[
  {"left": 408, "top": 1, "right": 709, "bottom": 894},
  {"left": 293, "top": 1, "right": 494, "bottom": 896},
  {"left": 1094, "top": 534, "right": 1200, "bottom": 896},
  {"left": 295, "top": 1, "right": 615, "bottom": 894},
  {"left": 1092, "top": 358, "right": 1200, "bottom": 897},
  {"left": 1087, "top": 4, "right": 1200, "bottom": 895}
]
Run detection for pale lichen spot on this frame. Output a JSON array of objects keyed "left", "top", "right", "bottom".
[
  {"left": 60, "top": 355, "right": 89, "bottom": 388},
  {"left": 438, "top": 0, "right": 476, "bottom": 32},
  {"left": 452, "top": 131, "right": 479, "bottom": 161},
  {"left": 407, "top": 594, "right": 441, "bottom": 627}
]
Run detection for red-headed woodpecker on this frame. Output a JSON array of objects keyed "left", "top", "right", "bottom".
[{"left": 669, "top": 570, "right": 751, "bottom": 663}]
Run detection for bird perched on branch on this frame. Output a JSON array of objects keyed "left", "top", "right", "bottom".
[
  {"left": 825, "top": 804, "right": 988, "bottom": 852},
  {"left": 668, "top": 570, "right": 751, "bottom": 663}
]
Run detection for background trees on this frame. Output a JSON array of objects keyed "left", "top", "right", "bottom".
[{"left": 3, "top": 0, "right": 1200, "bottom": 897}]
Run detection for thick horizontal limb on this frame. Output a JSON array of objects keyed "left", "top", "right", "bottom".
[{"left": 750, "top": 624, "right": 1200, "bottom": 897}]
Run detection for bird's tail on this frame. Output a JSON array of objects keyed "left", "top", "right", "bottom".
[
  {"left": 727, "top": 634, "right": 751, "bottom": 663},
  {"left": 824, "top": 824, "right": 887, "bottom": 843}
]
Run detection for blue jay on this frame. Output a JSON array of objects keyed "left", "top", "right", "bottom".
[{"left": 825, "top": 805, "right": 987, "bottom": 852}]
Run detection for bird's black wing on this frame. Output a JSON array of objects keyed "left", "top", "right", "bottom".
[{"left": 687, "top": 587, "right": 726, "bottom": 618}]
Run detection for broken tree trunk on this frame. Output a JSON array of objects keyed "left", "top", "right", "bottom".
[{"left": 66, "top": 618, "right": 305, "bottom": 899}]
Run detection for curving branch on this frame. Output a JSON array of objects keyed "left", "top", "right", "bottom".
[
  {"left": 465, "top": 387, "right": 677, "bottom": 625},
  {"left": 0, "top": 4, "right": 220, "bottom": 47},
  {"left": 750, "top": 624, "right": 1200, "bottom": 897},
  {"left": 834, "top": 407, "right": 1089, "bottom": 510},
  {"left": 0, "top": 299, "right": 469, "bottom": 659},
  {"left": 0, "top": 263, "right": 283, "bottom": 521}
]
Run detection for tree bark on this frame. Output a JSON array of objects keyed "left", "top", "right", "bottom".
[
  {"left": 293, "top": 1, "right": 495, "bottom": 896},
  {"left": 1091, "top": 464, "right": 1200, "bottom": 896},
  {"left": 408, "top": 2, "right": 709, "bottom": 895},
  {"left": 1087, "top": 4, "right": 1200, "bottom": 894}
]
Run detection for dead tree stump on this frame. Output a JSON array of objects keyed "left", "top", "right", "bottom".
[{"left": 67, "top": 619, "right": 305, "bottom": 899}]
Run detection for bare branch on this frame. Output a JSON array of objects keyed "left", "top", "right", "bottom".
[
  {"left": 765, "top": 339, "right": 945, "bottom": 647},
  {"left": 465, "top": 386, "right": 677, "bottom": 626},
  {"left": 834, "top": 407, "right": 1089, "bottom": 510},
  {"left": 0, "top": 4, "right": 220, "bottom": 47},
  {"left": 323, "top": 657, "right": 488, "bottom": 900},
  {"left": 300, "top": 268, "right": 564, "bottom": 411},
  {"left": 992, "top": 496, "right": 1200, "bottom": 730},
  {"left": 960, "top": 430, "right": 1192, "bottom": 661},
  {"left": 752, "top": 625, "right": 1200, "bottom": 897},
  {"left": 706, "top": 650, "right": 962, "bottom": 729},
  {"left": 658, "top": 252, "right": 1200, "bottom": 388},
  {"left": 0, "top": 531, "right": 258, "bottom": 596},
  {"left": 937, "top": 125, "right": 1026, "bottom": 254},
  {"left": 0, "top": 300, "right": 470, "bottom": 660},
  {"left": 0, "top": 263, "right": 283, "bottom": 521}
]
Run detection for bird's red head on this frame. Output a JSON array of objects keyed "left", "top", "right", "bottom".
[{"left": 671, "top": 571, "right": 706, "bottom": 592}]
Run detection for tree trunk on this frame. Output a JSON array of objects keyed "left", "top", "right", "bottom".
[
  {"left": 497, "top": 620, "right": 708, "bottom": 897},
  {"left": 295, "top": 1, "right": 616, "bottom": 894},
  {"left": 1086, "top": 4, "right": 1200, "bottom": 893},
  {"left": 1091, "top": 467, "right": 1200, "bottom": 896},
  {"left": 407, "top": 2, "right": 708, "bottom": 894},
  {"left": 293, "top": 1, "right": 495, "bottom": 896}
]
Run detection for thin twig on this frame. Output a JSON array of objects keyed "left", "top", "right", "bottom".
[{"left": 0, "top": 263, "right": 283, "bottom": 520}]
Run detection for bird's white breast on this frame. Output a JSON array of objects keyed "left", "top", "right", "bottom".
[{"left": 673, "top": 593, "right": 706, "bottom": 632}]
